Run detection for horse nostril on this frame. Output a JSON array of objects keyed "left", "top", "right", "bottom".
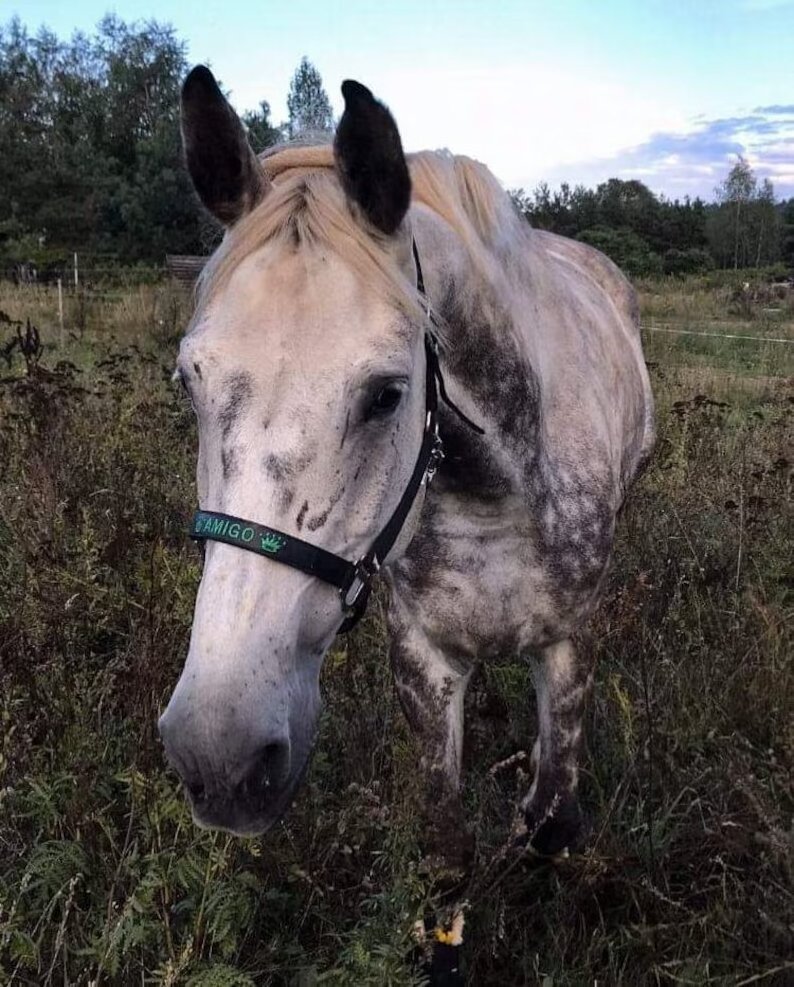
[
  {"left": 263, "top": 741, "right": 291, "bottom": 789},
  {"left": 240, "top": 741, "right": 291, "bottom": 799},
  {"left": 186, "top": 779, "right": 206, "bottom": 803}
]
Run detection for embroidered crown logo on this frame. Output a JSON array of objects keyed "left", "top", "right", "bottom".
[{"left": 260, "top": 532, "right": 285, "bottom": 554}]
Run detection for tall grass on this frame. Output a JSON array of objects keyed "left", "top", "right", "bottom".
[
  {"left": 0, "top": 276, "right": 792, "bottom": 985},
  {"left": 636, "top": 266, "right": 794, "bottom": 326}
]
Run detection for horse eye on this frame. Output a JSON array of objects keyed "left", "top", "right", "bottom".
[{"left": 368, "top": 383, "right": 404, "bottom": 418}]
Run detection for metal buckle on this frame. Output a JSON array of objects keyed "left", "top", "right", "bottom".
[
  {"left": 341, "top": 556, "right": 380, "bottom": 611},
  {"left": 424, "top": 434, "right": 445, "bottom": 485}
]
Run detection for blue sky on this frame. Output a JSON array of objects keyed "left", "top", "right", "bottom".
[{"left": 9, "top": 0, "right": 794, "bottom": 199}]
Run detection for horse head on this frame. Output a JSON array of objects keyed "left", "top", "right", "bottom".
[{"left": 159, "top": 67, "right": 433, "bottom": 834}]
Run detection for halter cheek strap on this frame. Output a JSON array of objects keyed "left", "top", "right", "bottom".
[{"left": 189, "top": 240, "right": 483, "bottom": 633}]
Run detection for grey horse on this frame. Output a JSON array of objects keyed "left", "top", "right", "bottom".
[{"left": 159, "top": 68, "right": 654, "bottom": 874}]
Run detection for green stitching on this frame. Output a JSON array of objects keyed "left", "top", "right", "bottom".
[
  {"left": 260, "top": 532, "right": 285, "bottom": 554},
  {"left": 195, "top": 515, "right": 284, "bottom": 555}
]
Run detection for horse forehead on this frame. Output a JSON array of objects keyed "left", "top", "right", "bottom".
[{"left": 194, "top": 249, "right": 406, "bottom": 368}]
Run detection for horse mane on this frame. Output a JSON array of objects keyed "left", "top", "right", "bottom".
[{"left": 196, "top": 141, "right": 518, "bottom": 320}]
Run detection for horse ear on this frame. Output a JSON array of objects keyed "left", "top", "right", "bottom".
[
  {"left": 181, "top": 65, "right": 269, "bottom": 226},
  {"left": 334, "top": 80, "right": 411, "bottom": 236}
]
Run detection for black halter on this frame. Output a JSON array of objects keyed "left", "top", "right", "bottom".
[{"left": 189, "top": 241, "right": 483, "bottom": 633}]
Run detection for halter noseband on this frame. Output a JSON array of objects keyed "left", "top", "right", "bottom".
[{"left": 189, "top": 241, "right": 483, "bottom": 633}]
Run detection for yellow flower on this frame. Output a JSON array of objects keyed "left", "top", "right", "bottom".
[{"left": 434, "top": 910, "right": 465, "bottom": 946}]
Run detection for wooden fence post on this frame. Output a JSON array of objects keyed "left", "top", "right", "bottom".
[{"left": 58, "top": 278, "right": 64, "bottom": 348}]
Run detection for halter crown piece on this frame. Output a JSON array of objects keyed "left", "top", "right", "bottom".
[{"left": 190, "top": 240, "right": 484, "bottom": 633}]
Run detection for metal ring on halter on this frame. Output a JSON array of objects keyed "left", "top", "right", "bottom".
[{"left": 342, "top": 556, "right": 380, "bottom": 611}]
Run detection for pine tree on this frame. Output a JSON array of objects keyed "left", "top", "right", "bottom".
[
  {"left": 286, "top": 56, "right": 333, "bottom": 138},
  {"left": 242, "top": 100, "right": 282, "bottom": 153}
]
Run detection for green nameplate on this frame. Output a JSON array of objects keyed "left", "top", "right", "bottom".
[{"left": 192, "top": 511, "right": 286, "bottom": 555}]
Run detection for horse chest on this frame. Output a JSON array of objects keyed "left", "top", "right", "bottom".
[{"left": 393, "top": 486, "right": 612, "bottom": 659}]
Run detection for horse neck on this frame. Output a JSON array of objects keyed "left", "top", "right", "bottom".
[{"left": 415, "top": 209, "right": 542, "bottom": 485}]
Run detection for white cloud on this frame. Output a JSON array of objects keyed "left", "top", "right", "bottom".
[
  {"left": 518, "top": 108, "right": 794, "bottom": 198},
  {"left": 222, "top": 52, "right": 791, "bottom": 201},
  {"left": 368, "top": 60, "right": 685, "bottom": 189},
  {"left": 221, "top": 54, "right": 683, "bottom": 190}
]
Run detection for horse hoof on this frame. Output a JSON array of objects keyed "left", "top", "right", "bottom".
[
  {"left": 411, "top": 910, "right": 466, "bottom": 987},
  {"left": 428, "top": 942, "right": 465, "bottom": 986},
  {"left": 515, "top": 793, "right": 589, "bottom": 857}
]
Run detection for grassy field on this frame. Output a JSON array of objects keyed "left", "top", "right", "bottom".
[{"left": 0, "top": 274, "right": 792, "bottom": 986}]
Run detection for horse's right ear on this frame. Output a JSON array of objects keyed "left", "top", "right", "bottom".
[
  {"left": 334, "top": 80, "right": 411, "bottom": 236},
  {"left": 181, "top": 65, "right": 269, "bottom": 226}
]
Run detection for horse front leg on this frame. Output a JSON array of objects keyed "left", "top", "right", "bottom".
[
  {"left": 388, "top": 617, "right": 474, "bottom": 879},
  {"left": 518, "top": 637, "right": 593, "bottom": 855}
]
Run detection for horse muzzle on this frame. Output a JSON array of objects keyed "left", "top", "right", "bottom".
[{"left": 158, "top": 688, "right": 315, "bottom": 835}]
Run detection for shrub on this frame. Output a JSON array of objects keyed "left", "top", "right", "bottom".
[
  {"left": 663, "top": 247, "right": 714, "bottom": 276},
  {"left": 577, "top": 226, "right": 663, "bottom": 278}
]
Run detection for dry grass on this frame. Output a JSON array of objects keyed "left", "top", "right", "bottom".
[
  {"left": 636, "top": 268, "right": 794, "bottom": 328},
  {"left": 0, "top": 282, "right": 190, "bottom": 354},
  {"left": 0, "top": 275, "right": 792, "bottom": 985}
]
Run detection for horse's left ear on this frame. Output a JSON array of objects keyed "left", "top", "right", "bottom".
[
  {"left": 334, "top": 81, "right": 411, "bottom": 236},
  {"left": 181, "top": 65, "right": 269, "bottom": 226}
]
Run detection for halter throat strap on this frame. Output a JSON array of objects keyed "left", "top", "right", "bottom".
[{"left": 190, "top": 239, "right": 482, "bottom": 632}]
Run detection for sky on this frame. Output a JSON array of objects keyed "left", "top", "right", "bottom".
[{"left": 7, "top": 0, "right": 794, "bottom": 200}]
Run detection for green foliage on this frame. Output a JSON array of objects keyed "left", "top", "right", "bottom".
[
  {"left": 707, "top": 158, "right": 782, "bottom": 269},
  {"left": 663, "top": 246, "right": 714, "bottom": 275},
  {"left": 0, "top": 15, "right": 205, "bottom": 264},
  {"left": 514, "top": 177, "right": 710, "bottom": 260},
  {"left": 186, "top": 966, "right": 257, "bottom": 987},
  {"left": 241, "top": 101, "right": 282, "bottom": 154},
  {"left": 0, "top": 279, "right": 792, "bottom": 982},
  {"left": 3, "top": 11, "right": 790, "bottom": 281},
  {"left": 515, "top": 164, "right": 791, "bottom": 276},
  {"left": 779, "top": 197, "right": 794, "bottom": 267},
  {"left": 0, "top": 21, "right": 336, "bottom": 268},
  {"left": 577, "top": 226, "right": 663, "bottom": 277}
]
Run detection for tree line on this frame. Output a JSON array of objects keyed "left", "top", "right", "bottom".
[
  {"left": 512, "top": 159, "right": 794, "bottom": 278},
  {"left": 1, "top": 15, "right": 792, "bottom": 277},
  {"left": 0, "top": 17, "right": 332, "bottom": 271}
]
